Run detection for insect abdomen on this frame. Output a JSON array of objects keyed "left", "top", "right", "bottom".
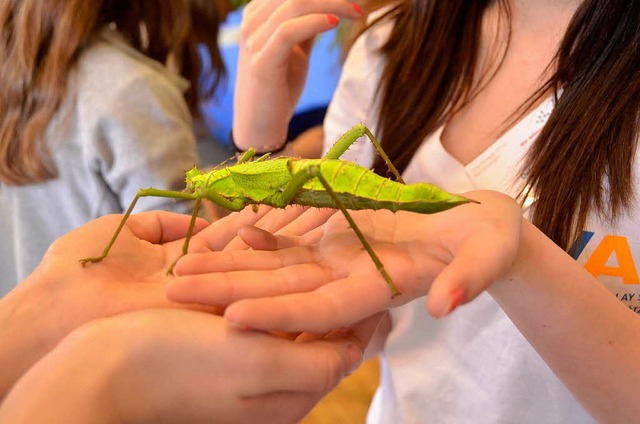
[{"left": 293, "top": 160, "right": 472, "bottom": 213}]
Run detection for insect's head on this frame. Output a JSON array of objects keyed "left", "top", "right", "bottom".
[{"left": 185, "top": 166, "right": 202, "bottom": 191}]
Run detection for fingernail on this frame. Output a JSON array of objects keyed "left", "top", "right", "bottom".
[
  {"left": 352, "top": 3, "right": 363, "bottom": 14},
  {"left": 447, "top": 289, "right": 465, "bottom": 315},
  {"left": 327, "top": 14, "right": 340, "bottom": 25},
  {"left": 345, "top": 343, "right": 363, "bottom": 373}
]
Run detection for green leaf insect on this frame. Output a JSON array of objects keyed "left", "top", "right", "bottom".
[{"left": 79, "top": 124, "right": 476, "bottom": 297}]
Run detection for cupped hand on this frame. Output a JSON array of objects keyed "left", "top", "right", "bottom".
[
  {"left": 0, "top": 308, "right": 379, "bottom": 423},
  {"left": 168, "top": 191, "right": 523, "bottom": 333},
  {"left": 29, "top": 211, "right": 214, "bottom": 318},
  {"left": 0, "top": 211, "right": 219, "bottom": 397},
  {"left": 186, "top": 203, "right": 338, "bottom": 254},
  {"left": 232, "top": 0, "right": 362, "bottom": 151}
]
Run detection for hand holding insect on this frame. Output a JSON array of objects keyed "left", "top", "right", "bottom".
[
  {"left": 0, "top": 211, "right": 227, "bottom": 399},
  {"left": 168, "top": 191, "right": 524, "bottom": 334},
  {"left": 79, "top": 124, "right": 474, "bottom": 295},
  {"left": 232, "top": 0, "right": 363, "bottom": 152}
]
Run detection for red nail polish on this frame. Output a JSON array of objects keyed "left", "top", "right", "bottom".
[
  {"left": 448, "top": 289, "right": 465, "bottom": 314},
  {"left": 352, "top": 3, "right": 363, "bottom": 14},
  {"left": 327, "top": 14, "right": 340, "bottom": 25}
]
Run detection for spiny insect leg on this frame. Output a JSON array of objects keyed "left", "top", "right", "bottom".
[
  {"left": 323, "top": 123, "right": 405, "bottom": 184},
  {"left": 312, "top": 168, "right": 401, "bottom": 298},
  {"left": 237, "top": 148, "right": 257, "bottom": 164},
  {"left": 79, "top": 188, "right": 198, "bottom": 267},
  {"left": 166, "top": 197, "right": 203, "bottom": 275},
  {"left": 277, "top": 167, "right": 316, "bottom": 206}
]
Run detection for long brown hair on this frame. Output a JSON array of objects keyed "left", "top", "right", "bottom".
[
  {"left": 0, "top": 0, "right": 226, "bottom": 186},
  {"left": 371, "top": 0, "right": 640, "bottom": 249}
]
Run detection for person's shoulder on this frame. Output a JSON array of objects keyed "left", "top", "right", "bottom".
[
  {"left": 75, "top": 28, "right": 188, "bottom": 97},
  {"left": 342, "top": 6, "right": 397, "bottom": 79},
  {"left": 362, "top": 6, "right": 396, "bottom": 51}
]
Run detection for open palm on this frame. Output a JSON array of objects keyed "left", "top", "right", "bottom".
[{"left": 169, "top": 191, "right": 523, "bottom": 333}]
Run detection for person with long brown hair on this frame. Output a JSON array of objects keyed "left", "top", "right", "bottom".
[
  {"left": 0, "top": 0, "right": 227, "bottom": 295},
  {"left": 169, "top": 0, "right": 640, "bottom": 422}
]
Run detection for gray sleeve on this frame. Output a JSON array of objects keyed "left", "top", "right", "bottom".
[{"left": 91, "top": 73, "right": 199, "bottom": 214}]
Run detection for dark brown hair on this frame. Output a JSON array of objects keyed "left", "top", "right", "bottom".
[
  {"left": 371, "top": 0, "right": 640, "bottom": 249},
  {"left": 0, "top": 0, "right": 226, "bottom": 185}
]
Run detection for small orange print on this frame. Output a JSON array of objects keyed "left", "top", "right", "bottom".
[{"left": 584, "top": 235, "right": 640, "bottom": 284}]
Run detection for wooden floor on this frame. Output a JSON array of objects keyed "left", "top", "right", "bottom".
[{"left": 300, "top": 357, "right": 379, "bottom": 424}]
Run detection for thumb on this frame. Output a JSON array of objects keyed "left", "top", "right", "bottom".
[{"left": 425, "top": 231, "right": 519, "bottom": 318}]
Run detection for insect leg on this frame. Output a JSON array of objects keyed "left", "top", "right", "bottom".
[
  {"left": 166, "top": 196, "right": 203, "bottom": 275},
  {"left": 323, "top": 123, "right": 405, "bottom": 184},
  {"left": 203, "top": 189, "right": 248, "bottom": 211},
  {"left": 274, "top": 165, "right": 400, "bottom": 296},
  {"left": 79, "top": 188, "right": 198, "bottom": 267},
  {"left": 311, "top": 168, "right": 401, "bottom": 297},
  {"left": 237, "top": 148, "right": 257, "bottom": 164},
  {"left": 165, "top": 189, "right": 250, "bottom": 274},
  {"left": 237, "top": 148, "right": 272, "bottom": 164}
]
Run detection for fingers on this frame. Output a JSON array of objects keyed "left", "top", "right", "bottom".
[
  {"left": 237, "top": 226, "right": 306, "bottom": 250},
  {"left": 193, "top": 206, "right": 274, "bottom": 251},
  {"left": 425, "top": 223, "right": 521, "bottom": 318},
  {"left": 241, "top": 329, "right": 364, "bottom": 396},
  {"left": 223, "top": 276, "right": 398, "bottom": 333},
  {"left": 237, "top": 226, "right": 280, "bottom": 250},
  {"left": 425, "top": 193, "right": 524, "bottom": 317},
  {"left": 239, "top": 392, "right": 323, "bottom": 424},
  {"left": 126, "top": 211, "right": 209, "bottom": 244},
  {"left": 223, "top": 206, "right": 310, "bottom": 250},
  {"left": 236, "top": 207, "right": 335, "bottom": 249},
  {"left": 168, "top": 263, "right": 331, "bottom": 306},
  {"left": 244, "top": 0, "right": 361, "bottom": 53},
  {"left": 322, "top": 312, "right": 387, "bottom": 354},
  {"left": 176, "top": 244, "right": 317, "bottom": 272},
  {"left": 251, "top": 13, "right": 340, "bottom": 70},
  {"left": 275, "top": 208, "right": 336, "bottom": 236}
]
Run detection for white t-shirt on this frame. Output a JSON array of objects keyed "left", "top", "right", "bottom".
[{"left": 323, "top": 12, "right": 640, "bottom": 424}]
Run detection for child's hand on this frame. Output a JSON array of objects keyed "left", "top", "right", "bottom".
[{"left": 169, "top": 191, "right": 523, "bottom": 333}]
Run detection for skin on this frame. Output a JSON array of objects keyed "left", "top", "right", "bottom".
[
  {"left": 170, "top": 192, "right": 640, "bottom": 423},
  {"left": 0, "top": 208, "right": 375, "bottom": 423},
  {"left": 170, "top": 0, "right": 640, "bottom": 422},
  {"left": 0, "top": 308, "right": 375, "bottom": 423},
  {"left": 232, "top": 0, "right": 363, "bottom": 152},
  {"left": 170, "top": 191, "right": 523, "bottom": 324},
  {"left": 0, "top": 211, "right": 213, "bottom": 399}
]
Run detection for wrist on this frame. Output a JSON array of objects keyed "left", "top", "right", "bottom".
[
  {"left": 229, "top": 129, "right": 288, "bottom": 155},
  {"left": 0, "top": 320, "right": 121, "bottom": 422},
  {"left": 487, "top": 218, "right": 583, "bottom": 310},
  {"left": 0, "top": 273, "right": 65, "bottom": 398},
  {"left": 487, "top": 218, "right": 536, "bottom": 299}
]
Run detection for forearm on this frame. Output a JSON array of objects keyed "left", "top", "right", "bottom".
[
  {"left": 489, "top": 219, "right": 640, "bottom": 423},
  {"left": 0, "top": 275, "right": 63, "bottom": 399},
  {"left": 0, "top": 322, "right": 119, "bottom": 423}
]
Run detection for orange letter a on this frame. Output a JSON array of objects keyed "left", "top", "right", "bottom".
[{"left": 584, "top": 235, "right": 639, "bottom": 284}]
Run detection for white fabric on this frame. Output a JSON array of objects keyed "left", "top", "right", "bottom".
[{"left": 322, "top": 13, "right": 640, "bottom": 423}]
